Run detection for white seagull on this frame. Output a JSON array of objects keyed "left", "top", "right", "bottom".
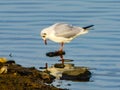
[{"left": 41, "top": 23, "right": 94, "bottom": 52}]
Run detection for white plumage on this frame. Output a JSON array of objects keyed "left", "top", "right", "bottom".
[{"left": 40, "top": 23, "right": 94, "bottom": 63}]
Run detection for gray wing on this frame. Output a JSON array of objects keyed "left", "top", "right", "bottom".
[{"left": 54, "top": 23, "right": 83, "bottom": 38}]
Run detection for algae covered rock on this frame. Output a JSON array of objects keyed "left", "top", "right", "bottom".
[{"left": 0, "top": 60, "right": 63, "bottom": 90}]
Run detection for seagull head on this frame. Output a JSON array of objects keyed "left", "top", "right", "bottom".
[{"left": 41, "top": 28, "right": 50, "bottom": 45}]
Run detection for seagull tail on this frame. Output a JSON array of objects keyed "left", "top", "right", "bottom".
[{"left": 82, "top": 25, "right": 94, "bottom": 29}]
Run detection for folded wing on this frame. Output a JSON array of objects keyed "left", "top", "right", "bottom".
[{"left": 54, "top": 23, "right": 83, "bottom": 38}]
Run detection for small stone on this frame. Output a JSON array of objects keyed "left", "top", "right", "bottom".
[
  {"left": 0, "top": 66, "right": 7, "bottom": 74},
  {"left": 39, "top": 67, "right": 47, "bottom": 69},
  {"left": 6, "top": 60, "right": 15, "bottom": 65},
  {"left": 54, "top": 63, "right": 65, "bottom": 68},
  {"left": 41, "top": 73, "right": 50, "bottom": 80},
  {"left": 13, "top": 72, "right": 17, "bottom": 76},
  {"left": 67, "top": 83, "right": 71, "bottom": 86},
  {"left": 0, "top": 57, "right": 7, "bottom": 63},
  {"left": 46, "top": 51, "right": 65, "bottom": 57}
]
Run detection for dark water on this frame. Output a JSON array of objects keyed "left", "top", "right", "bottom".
[{"left": 0, "top": 0, "right": 120, "bottom": 90}]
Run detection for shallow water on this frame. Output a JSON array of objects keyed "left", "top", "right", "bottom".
[{"left": 0, "top": 0, "right": 120, "bottom": 90}]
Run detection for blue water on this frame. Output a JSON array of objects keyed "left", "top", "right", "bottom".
[{"left": 0, "top": 0, "right": 120, "bottom": 90}]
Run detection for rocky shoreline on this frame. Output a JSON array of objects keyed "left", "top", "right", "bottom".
[
  {"left": 0, "top": 57, "right": 91, "bottom": 90},
  {"left": 0, "top": 57, "right": 63, "bottom": 90}
]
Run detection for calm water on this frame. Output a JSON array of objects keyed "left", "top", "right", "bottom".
[{"left": 0, "top": 0, "right": 120, "bottom": 90}]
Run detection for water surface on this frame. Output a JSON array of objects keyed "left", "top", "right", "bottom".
[{"left": 0, "top": 0, "right": 120, "bottom": 90}]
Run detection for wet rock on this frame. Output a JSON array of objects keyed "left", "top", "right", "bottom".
[
  {"left": 6, "top": 60, "right": 15, "bottom": 65},
  {"left": 46, "top": 51, "right": 65, "bottom": 57},
  {"left": 54, "top": 63, "right": 65, "bottom": 68},
  {"left": 0, "top": 60, "right": 64, "bottom": 90},
  {"left": 39, "top": 67, "right": 47, "bottom": 69},
  {"left": 61, "top": 67, "right": 91, "bottom": 81},
  {"left": 46, "top": 63, "right": 91, "bottom": 81},
  {"left": 39, "top": 63, "right": 48, "bottom": 69},
  {"left": 41, "top": 72, "right": 55, "bottom": 83}
]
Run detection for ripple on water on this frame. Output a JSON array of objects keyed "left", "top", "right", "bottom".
[{"left": 0, "top": 0, "right": 120, "bottom": 90}]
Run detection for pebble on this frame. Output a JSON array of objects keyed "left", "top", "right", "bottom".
[
  {"left": 0, "top": 66, "right": 7, "bottom": 74},
  {"left": 0, "top": 57, "right": 7, "bottom": 63}
]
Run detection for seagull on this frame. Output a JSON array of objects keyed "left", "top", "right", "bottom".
[
  {"left": 41, "top": 23, "right": 94, "bottom": 50},
  {"left": 41, "top": 23, "right": 94, "bottom": 63}
]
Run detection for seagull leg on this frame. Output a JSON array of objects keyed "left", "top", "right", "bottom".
[
  {"left": 59, "top": 42, "right": 64, "bottom": 52},
  {"left": 60, "top": 54, "right": 64, "bottom": 65},
  {"left": 59, "top": 42, "right": 64, "bottom": 65}
]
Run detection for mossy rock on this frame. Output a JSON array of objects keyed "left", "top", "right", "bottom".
[{"left": 0, "top": 60, "right": 64, "bottom": 90}]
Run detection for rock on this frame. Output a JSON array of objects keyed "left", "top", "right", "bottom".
[
  {"left": 0, "top": 66, "right": 7, "bottom": 74},
  {"left": 46, "top": 63, "right": 91, "bottom": 81},
  {"left": 0, "top": 57, "right": 7, "bottom": 63},
  {"left": 46, "top": 51, "right": 65, "bottom": 57},
  {"left": 61, "top": 67, "right": 91, "bottom": 81},
  {"left": 6, "top": 60, "right": 15, "bottom": 65},
  {"left": 0, "top": 60, "right": 64, "bottom": 90},
  {"left": 54, "top": 63, "right": 65, "bottom": 68},
  {"left": 41, "top": 72, "right": 55, "bottom": 83},
  {"left": 39, "top": 67, "right": 47, "bottom": 69}
]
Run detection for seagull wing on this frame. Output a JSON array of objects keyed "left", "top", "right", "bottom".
[{"left": 54, "top": 23, "right": 83, "bottom": 38}]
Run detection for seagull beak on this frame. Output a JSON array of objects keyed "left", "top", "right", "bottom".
[{"left": 44, "top": 39, "right": 47, "bottom": 45}]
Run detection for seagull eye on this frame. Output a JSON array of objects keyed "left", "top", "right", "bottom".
[
  {"left": 42, "top": 35, "right": 46, "bottom": 38},
  {"left": 43, "top": 33, "right": 47, "bottom": 35}
]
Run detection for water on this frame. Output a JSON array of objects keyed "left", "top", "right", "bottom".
[{"left": 0, "top": 0, "right": 120, "bottom": 90}]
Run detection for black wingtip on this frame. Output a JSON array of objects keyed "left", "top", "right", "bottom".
[{"left": 83, "top": 25, "right": 94, "bottom": 29}]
